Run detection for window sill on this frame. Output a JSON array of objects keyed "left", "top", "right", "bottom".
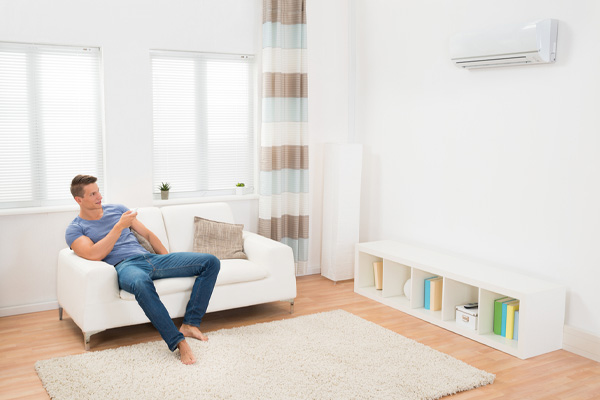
[
  {"left": 0, "top": 194, "right": 260, "bottom": 216},
  {"left": 0, "top": 204, "right": 79, "bottom": 217},
  {"left": 152, "top": 193, "right": 259, "bottom": 207}
]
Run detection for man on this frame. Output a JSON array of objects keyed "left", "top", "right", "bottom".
[{"left": 65, "top": 175, "right": 220, "bottom": 365}]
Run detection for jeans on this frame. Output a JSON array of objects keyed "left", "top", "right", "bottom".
[{"left": 115, "top": 252, "right": 220, "bottom": 351}]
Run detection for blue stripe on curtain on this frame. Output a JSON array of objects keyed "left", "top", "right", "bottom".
[
  {"left": 262, "top": 22, "right": 307, "bottom": 49},
  {"left": 259, "top": 169, "right": 309, "bottom": 196},
  {"left": 262, "top": 98, "right": 308, "bottom": 123},
  {"left": 281, "top": 237, "right": 309, "bottom": 263}
]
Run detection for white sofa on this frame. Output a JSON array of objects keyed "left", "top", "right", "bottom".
[{"left": 57, "top": 202, "right": 296, "bottom": 350}]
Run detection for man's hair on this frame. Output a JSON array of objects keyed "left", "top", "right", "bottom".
[{"left": 70, "top": 175, "right": 97, "bottom": 198}]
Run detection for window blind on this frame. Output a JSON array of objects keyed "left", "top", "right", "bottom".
[
  {"left": 151, "top": 50, "right": 254, "bottom": 197},
  {"left": 0, "top": 42, "right": 104, "bottom": 209}
]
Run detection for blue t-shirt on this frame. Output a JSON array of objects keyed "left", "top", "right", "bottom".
[{"left": 65, "top": 204, "right": 149, "bottom": 266}]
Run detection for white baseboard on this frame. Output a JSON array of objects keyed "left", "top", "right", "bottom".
[
  {"left": 296, "top": 265, "right": 321, "bottom": 277},
  {"left": 0, "top": 301, "right": 59, "bottom": 317},
  {"left": 563, "top": 325, "right": 600, "bottom": 363}
]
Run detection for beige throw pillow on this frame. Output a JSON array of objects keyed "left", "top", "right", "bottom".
[{"left": 193, "top": 216, "right": 247, "bottom": 260}]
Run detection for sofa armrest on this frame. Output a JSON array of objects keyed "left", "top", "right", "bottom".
[
  {"left": 242, "top": 232, "right": 297, "bottom": 297},
  {"left": 57, "top": 248, "right": 120, "bottom": 323}
]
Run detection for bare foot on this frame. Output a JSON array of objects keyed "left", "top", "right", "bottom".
[
  {"left": 177, "top": 340, "right": 196, "bottom": 365},
  {"left": 180, "top": 324, "right": 209, "bottom": 341}
]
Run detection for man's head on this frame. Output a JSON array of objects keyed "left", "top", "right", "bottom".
[
  {"left": 71, "top": 175, "right": 102, "bottom": 209},
  {"left": 70, "top": 175, "right": 97, "bottom": 198}
]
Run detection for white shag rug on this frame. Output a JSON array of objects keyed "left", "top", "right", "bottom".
[{"left": 35, "top": 310, "right": 494, "bottom": 400}]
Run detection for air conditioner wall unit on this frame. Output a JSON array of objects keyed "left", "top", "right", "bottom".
[{"left": 449, "top": 19, "right": 558, "bottom": 69}]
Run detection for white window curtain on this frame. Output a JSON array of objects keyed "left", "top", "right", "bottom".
[
  {"left": 150, "top": 50, "right": 255, "bottom": 198},
  {"left": 0, "top": 42, "right": 104, "bottom": 209}
]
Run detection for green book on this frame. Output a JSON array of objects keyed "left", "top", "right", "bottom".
[{"left": 493, "top": 297, "right": 514, "bottom": 335}]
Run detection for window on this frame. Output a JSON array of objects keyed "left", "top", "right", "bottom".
[
  {"left": 0, "top": 42, "right": 104, "bottom": 209},
  {"left": 151, "top": 50, "right": 255, "bottom": 198}
]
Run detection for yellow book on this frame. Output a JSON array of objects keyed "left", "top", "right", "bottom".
[
  {"left": 506, "top": 300, "right": 520, "bottom": 340},
  {"left": 430, "top": 277, "right": 443, "bottom": 311},
  {"left": 373, "top": 261, "right": 383, "bottom": 290}
]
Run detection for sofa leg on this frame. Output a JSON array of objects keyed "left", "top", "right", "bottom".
[
  {"left": 84, "top": 332, "right": 92, "bottom": 351},
  {"left": 289, "top": 299, "right": 295, "bottom": 314},
  {"left": 83, "top": 330, "right": 104, "bottom": 351},
  {"left": 58, "top": 306, "right": 63, "bottom": 321}
]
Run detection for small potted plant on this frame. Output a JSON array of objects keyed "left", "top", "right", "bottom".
[
  {"left": 159, "top": 182, "right": 171, "bottom": 200},
  {"left": 235, "top": 182, "right": 245, "bottom": 195}
]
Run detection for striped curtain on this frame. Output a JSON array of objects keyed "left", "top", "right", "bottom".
[{"left": 259, "top": 0, "right": 309, "bottom": 275}]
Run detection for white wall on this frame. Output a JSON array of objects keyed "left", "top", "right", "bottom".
[
  {"left": 0, "top": 0, "right": 261, "bottom": 315},
  {"left": 354, "top": 0, "right": 600, "bottom": 337}
]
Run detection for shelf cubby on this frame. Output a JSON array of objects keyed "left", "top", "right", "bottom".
[
  {"left": 479, "top": 289, "right": 510, "bottom": 336},
  {"left": 354, "top": 240, "right": 566, "bottom": 359},
  {"left": 410, "top": 268, "right": 439, "bottom": 309},
  {"left": 442, "top": 278, "right": 478, "bottom": 323},
  {"left": 380, "top": 260, "right": 410, "bottom": 308},
  {"left": 381, "top": 260, "right": 410, "bottom": 298},
  {"left": 356, "top": 252, "right": 382, "bottom": 289}
]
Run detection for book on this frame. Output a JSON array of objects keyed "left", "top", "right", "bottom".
[
  {"left": 502, "top": 299, "right": 519, "bottom": 337},
  {"left": 506, "top": 301, "right": 520, "bottom": 340},
  {"left": 514, "top": 310, "right": 519, "bottom": 340},
  {"left": 424, "top": 276, "right": 437, "bottom": 310},
  {"left": 494, "top": 297, "right": 513, "bottom": 335},
  {"left": 373, "top": 261, "right": 383, "bottom": 290},
  {"left": 429, "top": 277, "right": 443, "bottom": 311}
]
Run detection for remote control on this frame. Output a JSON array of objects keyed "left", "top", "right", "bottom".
[{"left": 463, "top": 303, "right": 478, "bottom": 309}]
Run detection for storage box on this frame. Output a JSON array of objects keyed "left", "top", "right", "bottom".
[{"left": 456, "top": 305, "right": 478, "bottom": 330}]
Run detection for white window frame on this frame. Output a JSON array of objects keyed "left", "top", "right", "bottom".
[
  {"left": 150, "top": 50, "right": 255, "bottom": 199},
  {"left": 0, "top": 42, "right": 104, "bottom": 210}
]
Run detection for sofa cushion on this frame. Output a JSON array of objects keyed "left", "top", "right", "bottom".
[
  {"left": 131, "top": 228, "right": 156, "bottom": 254},
  {"left": 161, "top": 203, "right": 235, "bottom": 253},
  {"left": 119, "top": 259, "right": 268, "bottom": 300},
  {"left": 193, "top": 216, "right": 247, "bottom": 260}
]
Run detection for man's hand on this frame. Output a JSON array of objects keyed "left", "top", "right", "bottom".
[{"left": 116, "top": 210, "right": 138, "bottom": 230}]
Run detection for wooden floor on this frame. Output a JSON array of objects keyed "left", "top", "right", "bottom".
[{"left": 1, "top": 275, "right": 599, "bottom": 399}]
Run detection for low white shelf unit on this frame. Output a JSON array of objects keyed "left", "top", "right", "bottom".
[{"left": 354, "top": 240, "right": 566, "bottom": 359}]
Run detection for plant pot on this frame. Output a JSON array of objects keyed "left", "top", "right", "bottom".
[
  {"left": 236, "top": 187, "right": 244, "bottom": 195},
  {"left": 161, "top": 190, "right": 169, "bottom": 200}
]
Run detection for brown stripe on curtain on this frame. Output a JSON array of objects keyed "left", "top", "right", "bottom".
[
  {"left": 258, "top": 215, "right": 309, "bottom": 241},
  {"left": 263, "top": 73, "right": 308, "bottom": 98},
  {"left": 263, "top": 0, "right": 306, "bottom": 25},
  {"left": 261, "top": 145, "right": 308, "bottom": 171}
]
